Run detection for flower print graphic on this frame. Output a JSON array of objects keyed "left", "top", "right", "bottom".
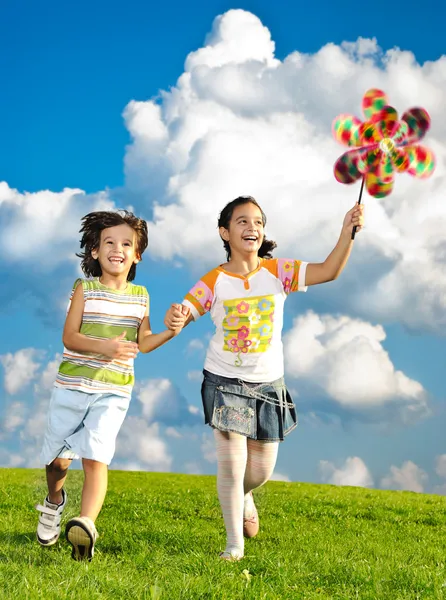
[
  {"left": 229, "top": 337, "right": 252, "bottom": 353},
  {"left": 258, "top": 324, "right": 271, "bottom": 337},
  {"left": 236, "top": 301, "right": 250, "bottom": 314},
  {"left": 270, "top": 311, "right": 275, "bottom": 323},
  {"left": 283, "top": 261, "right": 293, "bottom": 272},
  {"left": 237, "top": 326, "right": 250, "bottom": 340},
  {"left": 204, "top": 299, "right": 212, "bottom": 311},
  {"left": 283, "top": 277, "right": 291, "bottom": 294},
  {"left": 258, "top": 298, "right": 272, "bottom": 312},
  {"left": 227, "top": 315, "right": 240, "bottom": 327},
  {"left": 194, "top": 287, "right": 204, "bottom": 299},
  {"left": 248, "top": 311, "right": 260, "bottom": 325}
]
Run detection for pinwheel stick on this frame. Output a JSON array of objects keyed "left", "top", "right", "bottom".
[{"left": 351, "top": 176, "right": 365, "bottom": 240}]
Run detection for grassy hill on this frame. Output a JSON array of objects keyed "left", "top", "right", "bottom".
[{"left": 1, "top": 468, "right": 445, "bottom": 599}]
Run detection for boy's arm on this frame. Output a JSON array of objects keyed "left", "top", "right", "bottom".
[
  {"left": 138, "top": 308, "right": 180, "bottom": 354},
  {"left": 63, "top": 284, "right": 139, "bottom": 360},
  {"left": 305, "top": 203, "right": 364, "bottom": 286}
]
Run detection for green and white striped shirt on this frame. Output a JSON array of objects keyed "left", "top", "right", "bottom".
[{"left": 55, "top": 278, "right": 149, "bottom": 398}]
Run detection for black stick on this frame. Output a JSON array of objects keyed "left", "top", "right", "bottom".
[{"left": 351, "top": 176, "right": 365, "bottom": 240}]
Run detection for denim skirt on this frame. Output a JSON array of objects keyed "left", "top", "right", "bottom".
[{"left": 201, "top": 369, "right": 297, "bottom": 442}]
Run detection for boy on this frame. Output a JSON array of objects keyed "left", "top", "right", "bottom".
[{"left": 36, "top": 210, "right": 182, "bottom": 560}]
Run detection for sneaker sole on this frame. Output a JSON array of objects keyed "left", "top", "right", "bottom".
[
  {"left": 66, "top": 520, "right": 95, "bottom": 561},
  {"left": 36, "top": 532, "right": 60, "bottom": 546}
]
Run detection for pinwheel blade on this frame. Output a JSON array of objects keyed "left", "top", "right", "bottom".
[
  {"left": 371, "top": 106, "right": 399, "bottom": 138},
  {"left": 364, "top": 155, "right": 395, "bottom": 198},
  {"left": 389, "top": 147, "right": 410, "bottom": 172},
  {"left": 332, "top": 114, "right": 363, "bottom": 147},
  {"left": 358, "top": 121, "right": 381, "bottom": 145},
  {"left": 362, "top": 89, "right": 388, "bottom": 120},
  {"left": 406, "top": 145, "right": 436, "bottom": 178},
  {"left": 401, "top": 108, "right": 431, "bottom": 143},
  {"left": 334, "top": 149, "right": 364, "bottom": 183},
  {"left": 391, "top": 120, "right": 409, "bottom": 145}
]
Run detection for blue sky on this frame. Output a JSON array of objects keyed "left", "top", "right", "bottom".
[{"left": 1, "top": 0, "right": 445, "bottom": 492}]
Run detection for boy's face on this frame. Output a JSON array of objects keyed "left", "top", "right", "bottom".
[{"left": 91, "top": 224, "right": 140, "bottom": 277}]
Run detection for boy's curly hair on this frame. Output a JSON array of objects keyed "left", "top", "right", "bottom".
[
  {"left": 77, "top": 210, "right": 148, "bottom": 281},
  {"left": 217, "top": 196, "right": 277, "bottom": 261}
]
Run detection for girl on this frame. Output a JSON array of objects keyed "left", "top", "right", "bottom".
[{"left": 165, "top": 195, "right": 364, "bottom": 560}]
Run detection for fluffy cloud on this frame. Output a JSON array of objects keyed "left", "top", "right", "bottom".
[
  {"left": 435, "top": 454, "right": 446, "bottom": 478},
  {"left": 114, "top": 417, "right": 172, "bottom": 471},
  {"left": 0, "top": 183, "right": 114, "bottom": 267},
  {"left": 187, "top": 370, "right": 202, "bottom": 381},
  {"left": 0, "top": 348, "right": 43, "bottom": 395},
  {"left": 284, "top": 311, "right": 428, "bottom": 423},
  {"left": 380, "top": 460, "right": 428, "bottom": 493},
  {"left": 0, "top": 183, "right": 117, "bottom": 319},
  {"left": 270, "top": 471, "right": 291, "bottom": 482},
  {"left": 135, "top": 378, "right": 201, "bottom": 426},
  {"left": 122, "top": 9, "right": 446, "bottom": 333},
  {"left": 319, "top": 456, "right": 374, "bottom": 488}
]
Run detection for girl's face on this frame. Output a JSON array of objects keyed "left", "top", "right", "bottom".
[
  {"left": 220, "top": 202, "right": 265, "bottom": 258},
  {"left": 91, "top": 223, "right": 140, "bottom": 278}
]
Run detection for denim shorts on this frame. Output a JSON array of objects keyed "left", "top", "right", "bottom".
[
  {"left": 201, "top": 369, "right": 297, "bottom": 442},
  {"left": 40, "top": 387, "right": 130, "bottom": 466}
]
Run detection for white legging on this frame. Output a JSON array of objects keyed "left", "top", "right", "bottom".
[{"left": 214, "top": 429, "right": 279, "bottom": 555}]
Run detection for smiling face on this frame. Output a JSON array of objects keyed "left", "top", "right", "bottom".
[
  {"left": 219, "top": 202, "right": 265, "bottom": 258},
  {"left": 91, "top": 223, "right": 140, "bottom": 279}
]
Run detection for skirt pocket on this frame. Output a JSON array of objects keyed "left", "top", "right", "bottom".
[{"left": 211, "top": 387, "right": 256, "bottom": 436}]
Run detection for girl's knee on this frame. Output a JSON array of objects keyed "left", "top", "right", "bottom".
[{"left": 82, "top": 458, "right": 107, "bottom": 472}]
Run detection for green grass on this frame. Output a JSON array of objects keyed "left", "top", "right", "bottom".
[{"left": 1, "top": 469, "right": 446, "bottom": 599}]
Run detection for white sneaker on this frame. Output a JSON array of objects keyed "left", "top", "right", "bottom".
[
  {"left": 36, "top": 489, "right": 67, "bottom": 546},
  {"left": 66, "top": 516, "right": 98, "bottom": 561}
]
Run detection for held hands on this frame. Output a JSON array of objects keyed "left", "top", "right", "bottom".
[
  {"left": 102, "top": 332, "right": 139, "bottom": 360},
  {"left": 342, "top": 203, "right": 365, "bottom": 237},
  {"left": 165, "top": 303, "right": 190, "bottom": 334}
]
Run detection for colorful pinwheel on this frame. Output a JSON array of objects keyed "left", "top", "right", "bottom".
[{"left": 333, "top": 88, "right": 435, "bottom": 199}]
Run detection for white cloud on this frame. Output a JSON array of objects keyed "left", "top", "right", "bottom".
[
  {"left": 0, "top": 449, "right": 25, "bottom": 468},
  {"left": 187, "top": 370, "right": 203, "bottom": 381},
  {"left": 136, "top": 378, "right": 200, "bottom": 426},
  {"left": 270, "top": 471, "right": 291, "bottom": 482},
  {"left": 435, "top": 454, "right": 446, "bottom": 478},
  {"left": 185, "top": 462, "right": 202, "bottom": 475},
  {"left": 0, "top": 182, "right": 114, "bottom": 268},
  {"left": 201, "top": 433, "right": 217, "bottom": 463},
  {"left": 165, "top": 427, "right": 182, "bottom": 438},
  {"left": 433, "top": 484, "right": 446, "bottom": 496},
  {"left": 380, "top": 460, "right": 428, "bottom": 493},
  {"left": 115, "top": 417, "right": 172, "bottom": 471},
  {"left": 320, "top": 457, "right": 374, "bottom": 488},
  {"left": 284, "top": 311, "right": 428, "bottom": 423},
  {"left": 121, "top": 9, "right": 446, "bottom": 333},
  {"left": 0, "top": 348, "right": 43, "bottom": 395},
  {"left": 36, "top": 354, "right": 62, "bottom": 393},
  {"left": 3, "top": 402, "right": 26, "bottom": 431},
  {"left": 186, "top": 339, "right": 205, "bottom": 353}
]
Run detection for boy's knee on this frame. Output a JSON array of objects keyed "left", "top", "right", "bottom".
[{"left": 48, "top": 458, "right": 71, "bottom": 473}]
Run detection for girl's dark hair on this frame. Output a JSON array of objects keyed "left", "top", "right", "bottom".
[
  {"left": 217, "top": 196, "right": 277, "bottom": 261},
  {"left": 77, "top": 210, "right": 148, "bottom": 281}
]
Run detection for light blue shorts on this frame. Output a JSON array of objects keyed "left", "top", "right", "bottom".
[{"left": 40, "top": 387, "right": 130, "bottom": 466}]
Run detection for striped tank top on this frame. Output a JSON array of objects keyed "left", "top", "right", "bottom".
[{"left": 55, "top": 278, "right": 149, "bottom": 398}]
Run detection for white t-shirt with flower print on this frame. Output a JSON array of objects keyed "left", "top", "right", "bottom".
[{"left": 182, "top": 258, "right": 308, "bottom": 383}]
